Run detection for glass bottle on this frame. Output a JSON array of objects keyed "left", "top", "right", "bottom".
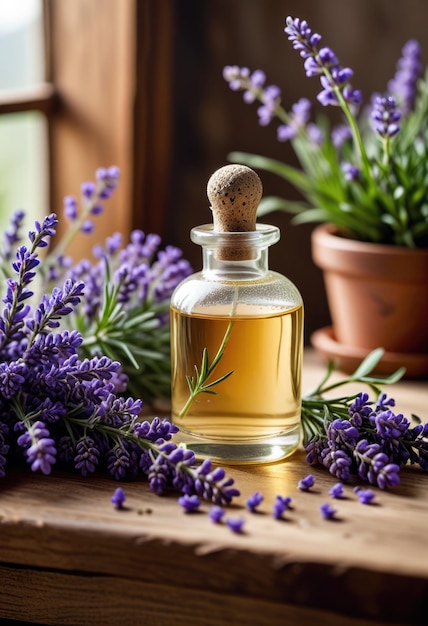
[{"left": 170, "top": 165, "right": 304, "bottom": 464}]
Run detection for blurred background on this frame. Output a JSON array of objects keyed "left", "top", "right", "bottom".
[{"left": 1, "top": 0, "right": 427, "bottom": 342}]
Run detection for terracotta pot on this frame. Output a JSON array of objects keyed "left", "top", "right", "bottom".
[{"left": 311, "top": 224, "right": 428, "bottom": 377}]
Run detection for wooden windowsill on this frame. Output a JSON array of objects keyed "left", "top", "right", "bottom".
[{"left": 0, "top": 350, "right": 427, "bottom": 625}]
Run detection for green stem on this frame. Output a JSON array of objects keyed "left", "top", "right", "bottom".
[
  {"left": 330, "top": 82, "right": 372, "bottom": 181},
  {"left": 382, "top": 136, "right": 391, "bottom": 167}
]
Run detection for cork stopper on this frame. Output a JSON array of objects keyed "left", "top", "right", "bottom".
[{"left": 207, "top": 164, "right": 262, "bottom": 260}]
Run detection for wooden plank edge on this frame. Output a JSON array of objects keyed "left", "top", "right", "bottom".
[{"left": 0, "top": 563, "right": 416, "bottom": 626}]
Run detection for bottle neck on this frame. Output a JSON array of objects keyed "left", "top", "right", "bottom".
[
  {"left": 191, "top": 223, "right": 280, "bottom": 281},
  {"left": 201, "top": 246, "right": 269, "bottom": 280}
]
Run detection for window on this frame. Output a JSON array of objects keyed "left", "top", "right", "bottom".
[
  {"left": 0, "top": 0, "right": 50, "bottom": 235},
  {"left": 0, "top": 0, "right": 174, "bottom": 261}
]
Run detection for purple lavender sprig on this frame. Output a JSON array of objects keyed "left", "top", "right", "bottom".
[
  {"left": 46, "top": 167, "right": 120, "bottom": 268},
  {"left": 0, "top": 214, "right": 59, "bottom": 356},
  {"left": 371, "top": 96, "right": 401, "bottom": 147},
  {"left": 284, "top": 16, "right": 371, "bottom": 179},
  {"left": 223, "top": 65, "right": 319, "bottom": 144},
  {"left": 369, "top": 95, "right": 403, "bottom": 168},
  {"left": 301, "top": 350, "right": 426, "bottom": 489},
  {"left": 0, "top": 209, "right": 25, "bottom": 270},
  {"left": 16, "top": 420, "right": 57, "bottom": 475},
  {"left": 388, "top": 39, "right": 423, "bottom": 114},
  {"left": 284, "top": 17, "right": 362, "bottom": 108}
]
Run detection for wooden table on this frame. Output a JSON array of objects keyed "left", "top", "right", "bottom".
[{"left": 0, "top": 351, "right": 427, "bottom": 626}]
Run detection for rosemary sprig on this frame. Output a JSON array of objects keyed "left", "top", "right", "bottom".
[
  {"left": 179, "top": 319, "right": 234, "bottom": 417},
  {"left": 74, "top": 260, "right": 173, "bottom": 403}
]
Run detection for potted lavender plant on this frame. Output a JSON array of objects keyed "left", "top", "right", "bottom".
[{"left": 223, "top": 15, "right": 428, "bottom": 377}]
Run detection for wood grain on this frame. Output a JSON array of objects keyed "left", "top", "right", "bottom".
[
  {"left": 0, "top": 351, "right": 427, "bottom": 625},
  {"left": 46, "top": 0, "right": 136, "bottom": 259}
]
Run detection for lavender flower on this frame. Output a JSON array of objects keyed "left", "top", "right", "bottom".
[
  {"left": 298, "top": 474, "right": 315, "bottom": 491},
  {"left": 370, "top": 409, "right": 410, "bottom": 440},
  {"left": 320, "top": 502, "right": 337, "bottom": 519},
  {"left": 348, "top": 392, "right": 373, "bottom": 426},
  {"left": 96, "top": 166, "right": 120, "bottom": 199},
  {"left": 277, "top": 98, "right": 311, "bottom": 141},
  {"left": 272, "top": 495, "right": 292, "bottom": 519},
  {"left": 342, "top": 162, "right": 360, "bottom": 181},
  {"left": 178, "top": 494, "right": 201, "bottom": 513},
  {"left": 284, "top": 16, "right": 362, "bottom": 107},
  {"left": 74, "top": 437, "right": 100, "bottom": 476},
  {"left": 1, "top": 209, "right": 25, "bottom": 262},
  {"left": 320, "top": 447, "right": 352, "bottom": 481},
  {"left": 0, "top": 216, "right": 59, "bottom": 356},
  {"left": 354, "top": 486, "right": 375, "bottom": 505},
  {"left": 147, "top": 455, "right": 169, "bottom": 494},
  {"left": 226, "top": 516, "right": 245, "bottom": 534},
  {"left": 26, "top": 279, "right": 85, "bottom": 335},
  {"left": 306, "top": 122, "right": 324, "bottom": 144},
  {"left": 332, "top": 124, "right": 353, "bottom": 148},
  {"left": 256, "top": 85, "right": 281, "bottom": 126},
  {"left": 17, "top": 420, "right": 57, "bottom": 475},
  {"left": 64, "top": 196, "right": 78, "bottom": 221},
  {"left": 190, "top": 458, "right": 240, "bottom": 505},
  {"left": 223, "top": 65, "right": 316, "bottom": 139},
  {"left": 0, "top": 361, "right": 26, "bottom": 399},
  {"left": 328, "top": 419, "right": 359, "bottom": 447},
  {"left": 371, "top": 96, "right": 401, "bottom": 138},
  {"left": 107, "top": 444, "right": 134, "bottom": 480},
  {"left": 134, "top": 417, "right": 179, "bottom": 442},
  {"left": 355, "top": 442, "right": 401, "bottom": 489},
  {"left": 223, "top": 66, "right": 262, "bottom": 100},
  {"left": 388, "top": 39, "right": 422, "bottom": 114},
  {"left": 28, "top": 214, "right": 58, "bottom": 249},
  {"left": 329, "top": 482, "right": 344, "bottom": 499},
  {"left": 111, "top": 487, "right": 126, "bottom": 509},
  {"left": 81, "top": 220, "right": 94, "bottom": 234},
  {"left": 209, "top": 505, "right": 225, "bottom": 523},
  {"left": 246, "top": 491, "right": 264, "bottom": 512}
]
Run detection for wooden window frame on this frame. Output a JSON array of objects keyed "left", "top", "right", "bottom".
[{"left": 0, "top": 0, "right": 173, "bottom": 258}]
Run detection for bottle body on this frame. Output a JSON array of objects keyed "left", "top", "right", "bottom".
[{"left": 170, "top": 225, "right": 304, "bottom": 464}]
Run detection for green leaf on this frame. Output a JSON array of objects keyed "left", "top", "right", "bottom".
[
  {"left": 200, "top": 348, "right": 210, "bottom": 379},
  {"left": 257, "top": 196, "right": 311, "bottom": 217},
  {"left": 228, "top": 151, "right": 313, "bottom": 193},
  {"left": 202, "top": 369, "right": 234, "bottom": 389},
  {"left": 350, "top": 348, "right": 384, "bottom": 378}
]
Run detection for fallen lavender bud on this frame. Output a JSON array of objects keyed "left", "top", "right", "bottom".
[
  {"left": 178, "top": 494, "right": 201, "bottom": 513},
  {"left": 320, "top": 502, "right": 337, "bottom": 520},
  {"left": 246, "top": 491, "right": 264, "bottom": 512},
  {"left": 298, "top": 474, "right": 315, "bottom": 491},
  {"left": 329, "top": 482, "right": 345, "bottom": 499},
  {"left": 272, "top": 495, "right": 292, "bottom": 520},
  {"left": 209, "top": 505, "right": 225, "bottom": 523},
  {"left": 354, "top": 486, "right": 376, "bottom": 505},
  {"left": 226, "top": 516, "right": 245, "bottom": 534},
  {"left": 111, "top": 487, "right": 126, "bottom": 509}
]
